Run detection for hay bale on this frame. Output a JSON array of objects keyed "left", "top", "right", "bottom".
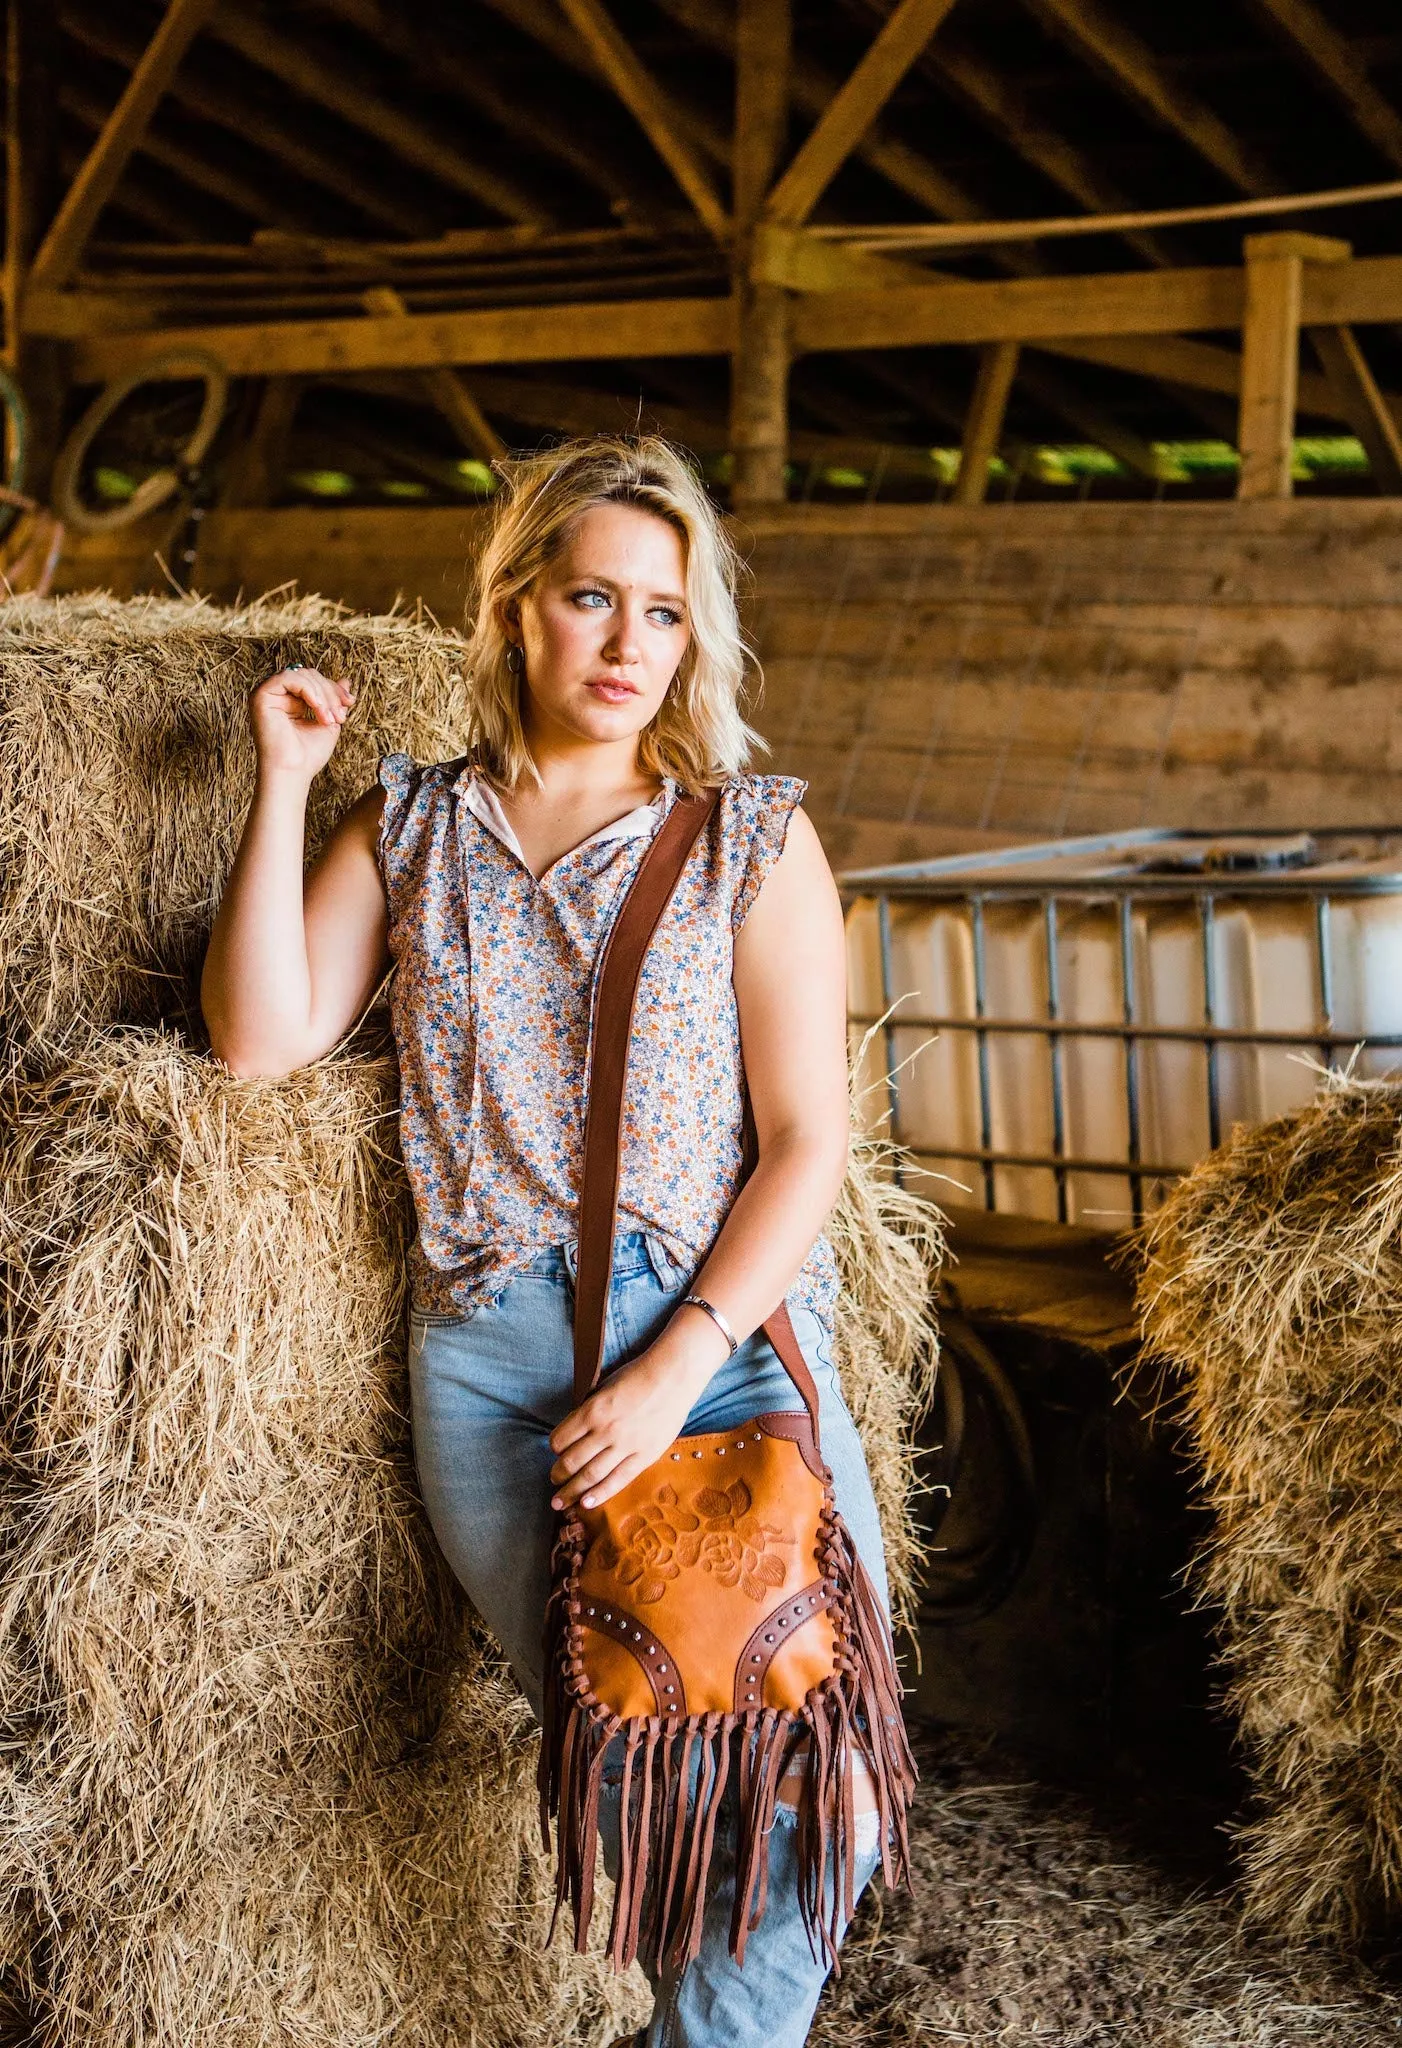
[
  {"left": 0, "top": 1028, "right": 939, "bottom": 2043},
  {"left": 1136, "top": 1077, "right": 1402, "bottom": 1944},
  {"left": 0, "top": 591, "right": 472, "bottom": 1052},
  {"left": 0, "top": 1031, "right": 645, "bottom": 2047}
]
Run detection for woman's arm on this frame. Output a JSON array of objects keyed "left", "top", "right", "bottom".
[
  {"left": 549, "top": 805, "right": 850, "bottom": 1510},
  {"left": 201, "top": 666, "right": 393, "bottom": 1077}
]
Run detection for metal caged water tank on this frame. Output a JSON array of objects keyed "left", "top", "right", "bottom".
[{"left": 843, "top": 827, "right": 1402, "bottom": 1229}]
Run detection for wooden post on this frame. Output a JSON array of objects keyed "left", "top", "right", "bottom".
[
  {"left": 1238, "top": 231, "right": 1350, "bottom": 501},
  {"left": 954, "top": 340, "right": 1019, "bottom": 504},
  {"left": 4, "top": 0, "right": 65, "bottom": 499},
  {"left": 730, "top": 0, "right": 791, "bottom": 507}
]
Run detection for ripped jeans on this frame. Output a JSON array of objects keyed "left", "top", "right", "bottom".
[{"left": 408, "top": 1232, "right": 889, "bottom": 2048}]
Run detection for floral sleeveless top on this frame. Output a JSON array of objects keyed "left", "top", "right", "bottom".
[{"left": 374, "top": 755, "right": 840, "bottom": 1334}]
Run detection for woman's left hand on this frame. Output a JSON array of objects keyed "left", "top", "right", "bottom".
[{"left": 549, "top": 1333, "right": 722, "bottom": 1512}]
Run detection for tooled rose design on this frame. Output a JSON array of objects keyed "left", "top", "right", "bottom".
[
  {"left": 594, "top": 1477, "right": 793, "bottom": 1606},
  {"left": 692, "top": 1479, "right": 791, "bottom": 1603},
  {"left": 593, "top": 1484, "right": 700, "bottom": 1605}
]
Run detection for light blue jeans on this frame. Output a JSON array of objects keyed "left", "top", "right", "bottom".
[{"left": 408, "top": 1230, "right": 889, "bottom": 2048}]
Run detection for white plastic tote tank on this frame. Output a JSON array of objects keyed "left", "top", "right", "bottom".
[{"left": 843, "top": 828, "right": 1402, "bottom": 1228}]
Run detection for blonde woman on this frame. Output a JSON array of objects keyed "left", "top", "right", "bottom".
[{"left": 202, "top": 436, "right": 898, "bottom": 2047}]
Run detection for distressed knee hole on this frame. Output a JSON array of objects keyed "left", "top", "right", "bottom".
[{"left": 775, "top": 1741, "right": 879, "bottom": 1814}]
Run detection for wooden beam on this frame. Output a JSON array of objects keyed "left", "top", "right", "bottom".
[
  {"left": 765, "top": 0, "right": 959, "bottom": 226},
  {"left": 791, "top": 264, "right": 1246, "bottom": 353},
  {"left": 362, "top": 286, "right": 506, "bottom": 463},
  {"left": 1306, "top": 324, "right": 1402, "bottom": 490},
  {"left": 953, "top": 341, "right": 1019, "bottom": 504},
  {"left": 752, "top": 225, "right": 947, "bottom": 291},
  {"left": 69, "top": 295, "right": 738, "bottom": 382},
  {"left": 554, "top": 0, "right": 728, "bottom": 238},
  {"left": 30, "top": 0, "right": 218, "bottom": 289},
  {"left": 1249, "top": 0, "right": 1402, "bottom": 173},
  {"left": 731, "top": 0, "right": 792, "bottom": 506},
  {"left": 68, "top": 253, "right": 1402, "bottom": 395},
  {"left": 1299, "top": 250, "right": 1402, "bottom": 324},
  {"left": 64, "top": 8, "right": 426, "bottom": 236},
  {"left": 1238, "top": 232, "right": 1351, "bottom": 500},
  {"left": 1026, "top": 0, "right": 1281, "bottom": 198},
  {"left": 205, "top": 10, "right": 549, "bottom": 228}
]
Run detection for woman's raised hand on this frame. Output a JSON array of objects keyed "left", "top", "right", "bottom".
[{"left": 248, "top": 666, "right": 357, "bottom": 780}]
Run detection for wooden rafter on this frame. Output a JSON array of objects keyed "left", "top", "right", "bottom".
[
  {"left": 205, "top": 10, "right": 549, "bottom": 228},
  {"left": 59, "top": 83, "right": 310, "bottom": 234},
  {"left": 60, "top": 144, "right": 211, "bottom": 246},
  {"left": 64, "top": 9, "right": 425, "bottom": 237},
  {"left": 1026, "top": 0, "right": 1282, "bottom": 199},
  {"left": 1249, "top": 0, "right": 1402, "bottom": 174},
  {"left": 765, "top": 0, "right": 960, "bottom": 226},
  {"left": 553, "top": 0, "right": 728, "bottom": 239},
  {"left": 655, "top": 0, "right": 1027, "bottom": 255},
  {"left": 480, "top": 0, "right": 732, "bottom": 175},
  {"left": 31, "top": 0, "right": 218, "bottom": 288},
  {"left": 326, "top": 0, "right": 659, "bottom": 223},
  {"left": 930, "top": 45, "right": 1173, "bottom": 268}
]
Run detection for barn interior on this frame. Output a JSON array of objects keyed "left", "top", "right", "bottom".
[{"left": 8, "top": 2, "right": 1402, "bottom": 2042}]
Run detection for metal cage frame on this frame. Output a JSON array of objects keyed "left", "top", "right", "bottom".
[{"left": 841, "top": 826, "right": 1402, "bottom": 1226}]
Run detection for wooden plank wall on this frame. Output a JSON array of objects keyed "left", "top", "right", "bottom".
[{"left": 50, "top": 496, "right": 1402, "bottom": 868}]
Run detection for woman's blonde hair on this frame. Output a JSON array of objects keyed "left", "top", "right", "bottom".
[{"left": 461, "top": 434, "right": 764, "bottom": 792}]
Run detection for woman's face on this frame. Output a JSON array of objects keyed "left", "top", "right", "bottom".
[{"left": 509, "top": 502, "right": 690, "bottom": 758}]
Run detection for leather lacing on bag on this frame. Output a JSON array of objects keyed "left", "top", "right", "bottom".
[{"left": 538, "top": 785, "right": 917, "bottom": 1978}]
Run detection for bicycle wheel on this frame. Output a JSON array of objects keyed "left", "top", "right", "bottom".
[
  {"left": 52, "top": 350, "right": 229, "bottom": 534},
  {"left": 0, "top": 365, "right": 29, "bottom": 541}
]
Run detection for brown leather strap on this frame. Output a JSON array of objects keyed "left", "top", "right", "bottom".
[
  {"left": 574, "top": 789, "right": 721, "bottom": 1399},
  {"left": 573, "top": 786, "right": 826, "bottom": 1454}
]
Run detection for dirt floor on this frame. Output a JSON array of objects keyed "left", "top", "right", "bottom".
[{"left": 810, "top": 1725, "right": 1402, "bottom": 2045}]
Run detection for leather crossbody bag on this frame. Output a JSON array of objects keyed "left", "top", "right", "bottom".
[{"left": 539, "top": 786, "right": 916, "bottom": 1978}]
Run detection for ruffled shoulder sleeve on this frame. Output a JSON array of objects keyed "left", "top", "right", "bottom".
[
  {"left": 374, "top": 751, "right": 420, "bottom": 903},
  {"left": 722, "top": 772, "right": 810, "bottom": 934}
]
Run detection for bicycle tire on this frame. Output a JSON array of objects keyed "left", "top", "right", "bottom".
[
  {"left": 52, "top": 350, "right": 229, "bottom": 535},
  {"left": 0, "top": 365, "right": 29, "bottom": 541}
]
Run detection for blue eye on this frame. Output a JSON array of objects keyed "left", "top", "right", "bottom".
[
  {"left": 574, "top": 587, "right": 609, "bottom": 608},
  {"left": 650, "top": 607, "right": 683, "bottom": 628}
]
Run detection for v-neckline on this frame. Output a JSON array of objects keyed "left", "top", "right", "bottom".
[{"left": 461, "top": 772, "right": 672, "bottom": 884}]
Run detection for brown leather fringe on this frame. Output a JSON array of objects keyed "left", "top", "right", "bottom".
[{"left": 539, "top": 1492, "right": 918, "bottom": 1979}]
